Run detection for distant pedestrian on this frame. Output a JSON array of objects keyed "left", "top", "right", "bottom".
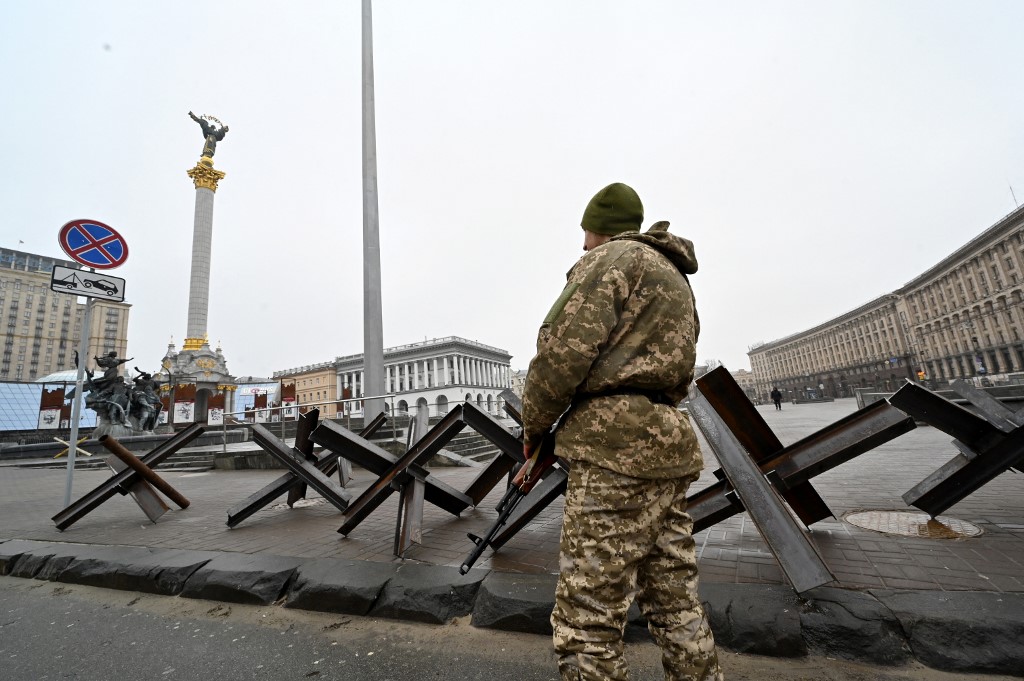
[{"left": 771, "top": 387, "right": 782, "bottom": 410}]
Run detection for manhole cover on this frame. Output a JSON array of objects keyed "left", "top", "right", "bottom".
[{"left": 844, "top": 510, "right": 983, "bottom": 539}]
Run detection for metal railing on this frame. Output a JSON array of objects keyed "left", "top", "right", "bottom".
[{"left": 219, "top": 393, "right": 398, "bottom": 455}]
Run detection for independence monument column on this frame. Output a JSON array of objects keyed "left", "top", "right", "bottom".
[
  {"left": 184, "top": 111, "right": 228, "bottom": 350},
  {"left": 158, "top": 112, "right": 234, "bottom": 425}
]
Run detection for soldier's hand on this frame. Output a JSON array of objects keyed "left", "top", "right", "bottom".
[{"left": 513, "top": 442, "right": 537, "bottom": 487}]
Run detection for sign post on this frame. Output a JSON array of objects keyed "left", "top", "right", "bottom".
[
  {"left": 65, "top": 298, "right": 93, "bottom": 507},
  {"left": 56, "top": 219, "right": 130, "bottom": 507}
]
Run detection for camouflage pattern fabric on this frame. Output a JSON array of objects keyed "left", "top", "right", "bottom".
[
  {"left": 521, "top": 220, "right": 719, "bottom": 679},
  {"left": 521, "top": 221, "right": 702, "bottom": 479},
  {"left": 552, "top": 462, "right": 722, "bottom": 681}
]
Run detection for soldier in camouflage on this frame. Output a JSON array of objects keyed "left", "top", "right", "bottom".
[{"left": 521, "top": 183, "right": 722, "bottom": 680}]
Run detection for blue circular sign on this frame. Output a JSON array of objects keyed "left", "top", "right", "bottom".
[{"left": 58, "top": 219, "right": 129, "bottom": 269}]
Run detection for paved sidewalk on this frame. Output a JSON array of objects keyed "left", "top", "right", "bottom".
[
  {"left": 2, "top": 398, "right": 1021, "bottom": 591},
  {"left": 2, "top": 397, "right": 1024, "bottom": 674}
]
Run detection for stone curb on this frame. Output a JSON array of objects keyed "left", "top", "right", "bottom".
[{"left": 2, "top": 538, "right": 1022, "bottom": 674}]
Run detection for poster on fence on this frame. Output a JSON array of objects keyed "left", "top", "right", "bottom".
[
  {"left": 38, "top": 385, "right": 65, "bottom": 430},
  {"left": 280, "top": 381, "right": 296, "bottom": 419},
  {"left": 175, "top": 401, "right": 195, "bottom": 422},
  {"left": 207, "top": 392, "right": 225, "bottom": 426},
  {"left": 38, "top": 408, "right": 60, "bottom": 429}
]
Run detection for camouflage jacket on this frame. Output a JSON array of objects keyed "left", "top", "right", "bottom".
[{"left": 521, "top": 221, "right": 702, "bottom": 479}]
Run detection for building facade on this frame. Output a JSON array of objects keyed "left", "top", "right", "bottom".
[
  {"left": 509, "top": 369, "right": 528, "bottom": 400},
  {"left": 274, "top": 361, "right": 339, "bottom": 418},
  {"left": 274, "top": 336, "right": 514, "bottom": 418},
  {"left": 0, "top": 248, "right": 130, "bottom": 382},
  {"left": 730, "top": 368, "right": 758, "bottom": 402},
  {"left": 749, "top": 207, "right": 1024, "bottom": 401}
]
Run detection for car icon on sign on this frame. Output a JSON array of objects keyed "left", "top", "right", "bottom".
[{"left": 84, "top": 278, "right": 119, "bottom": 295}]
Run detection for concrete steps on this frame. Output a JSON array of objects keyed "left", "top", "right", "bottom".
[
  {"left": 433, "top": 429, "right": 502, "bottom": 464},
  {"left": 16, "top": 456, "right": 110, "bottom": 471},
  {"left": 158, "top": 450, "right": 216, "bottom": 471}
]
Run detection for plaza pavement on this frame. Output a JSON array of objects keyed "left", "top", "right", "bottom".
[{"left": 2, "top": 397, "right": 1023, "bottom": 674}]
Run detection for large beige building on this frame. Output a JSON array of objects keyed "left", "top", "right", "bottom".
[
  {"left": 749, "top": 206, "right": 1024, "bottom": 400},
  {"left": 0, "top": 248, "right": 130, "bottom": 382},
  {"left": 275, "top": 361, "right": 340, "bottom": 418}
]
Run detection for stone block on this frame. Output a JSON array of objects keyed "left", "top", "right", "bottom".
[
  {"left": 873, "top": 590, "right": 1024, "bottom": 675},
  {"left": 8, "top": 542, "right": 89, "bottom": 580},
  {"left": 57, "top": 547, "right": 218, "bottom": 595},
  {"left": 180, "top": 553, "right": 304, "bottom": 605},
  {"left": 471, "top": 571, "right": 557, "bottom": 634},
  {"left": 370, "top": 563, "right": 485, "bottom": 624},
  {"left": 700, "top": 583, "right": 806, "bottom": 657},
  {"left": 0, "top": 539, "right": 57, "bottom": 576},
  {"left": 799, "top": 586, "right": 909, "bottom": 665},
  {"left": 285, "top": 558, "right": 397, "bottom": 615}
]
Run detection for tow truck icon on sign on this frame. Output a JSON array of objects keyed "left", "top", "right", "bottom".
[
  {"left": 50, "top": 265, "right": 125, "bottom": 302},
  {"left": 56, "top": 272, "right": 84, "bottom": 290},
  {"left": 55, "top": 272, "right": 119, "bottom": 296}
]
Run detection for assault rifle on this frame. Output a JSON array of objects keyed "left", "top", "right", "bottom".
[{"left": 459, "top": 433, "right": 558, "bottom": 574}]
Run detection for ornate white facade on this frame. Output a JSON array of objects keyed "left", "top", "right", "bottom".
[{"left": 275, "top": 336, "right": 513, "bottom": 417}]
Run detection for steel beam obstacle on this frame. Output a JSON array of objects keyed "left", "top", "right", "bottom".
[
  {"left": 243, "top": 418, "right": 360, "bottom": 522},
  {"left": 687, "top": 368, "right": 917, "bottom": 531},
  {"left": 687, "top": 367, "right": 915, "bottom": 592},
  {"left": 52, "top": 424, "right": 206, "bottom": 531},
  {"left": 473, "top": 371, "right": 914, "bottom": 592},
  {"left": 225, "top": 410, "right": 387, "bottom": 528},
  {"left": 310, "top": 401, "right": 523, "bottom": 556},
  {"left": 889, "top": 379, "right": 1024, "bottom": 517}
]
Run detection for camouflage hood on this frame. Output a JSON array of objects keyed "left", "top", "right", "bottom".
[
  {"left": 611, "top": 221, "right": 697, "bottom": 276},
  {"left": 522, "top": 217, "right": 702, "bottom": 479}
]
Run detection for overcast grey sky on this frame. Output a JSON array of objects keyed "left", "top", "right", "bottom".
[{"left": 2, "top": 1, "right": 1023, "bottom": 378}]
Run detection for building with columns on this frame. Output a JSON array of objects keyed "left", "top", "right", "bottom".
[
  {"left": 749, "top": 206, "right": 1024, "bottom": 400},
  {"left": 274, "top": 336, "right": 514, "bottom": 418}
]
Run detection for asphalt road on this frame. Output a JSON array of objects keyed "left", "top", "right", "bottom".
[{"left": 1, "top": 577, "right": 1018, "bottom": 681}]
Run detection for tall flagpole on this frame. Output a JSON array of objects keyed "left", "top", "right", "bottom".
[{"left": 362, "top": 0, "right": 385, "bottom": 420}]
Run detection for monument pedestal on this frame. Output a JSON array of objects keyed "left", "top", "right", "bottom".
[{"left": 159, "top": 340, "right": 235, "bottom": 425}]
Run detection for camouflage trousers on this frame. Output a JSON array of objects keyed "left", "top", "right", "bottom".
[{"left": 551, "top": 461, "right": 722, "bottom": 681}]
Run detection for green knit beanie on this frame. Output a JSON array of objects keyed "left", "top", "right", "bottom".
[{"left": 581, "top": 182, "right": 643, "bottom": 235}]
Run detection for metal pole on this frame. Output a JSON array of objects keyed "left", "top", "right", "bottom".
[
  {"left": 64, "top": 295, "right": 94, "bottom": 507},
  {"left": 362, "top": 0, "right": 385, "bottom": 422}
]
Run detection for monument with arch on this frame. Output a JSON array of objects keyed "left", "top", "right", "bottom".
[{"left": 154, "top": 112, "right": 237, "bottom": 425}]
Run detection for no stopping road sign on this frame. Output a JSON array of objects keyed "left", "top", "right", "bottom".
[{"left": 58, "top": 219, "right": 129, "bottom": 269}]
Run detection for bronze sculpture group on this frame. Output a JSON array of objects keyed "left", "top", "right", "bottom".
[{"left": 69, "top": 352, "right": 164, "bottom": 436}]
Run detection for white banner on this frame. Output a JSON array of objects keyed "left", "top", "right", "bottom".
[
  {"left": 208, "top": 407, "right": 224, "bottom": 426},
  {"left": 254, "top": 409, "right": 268, "bottom": 423},
  {"left": 38, "top": 409, "right": 60, "bottom": 430},
  {"left": 175, "top": 401, "right": 195, "bottom": 423}
]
